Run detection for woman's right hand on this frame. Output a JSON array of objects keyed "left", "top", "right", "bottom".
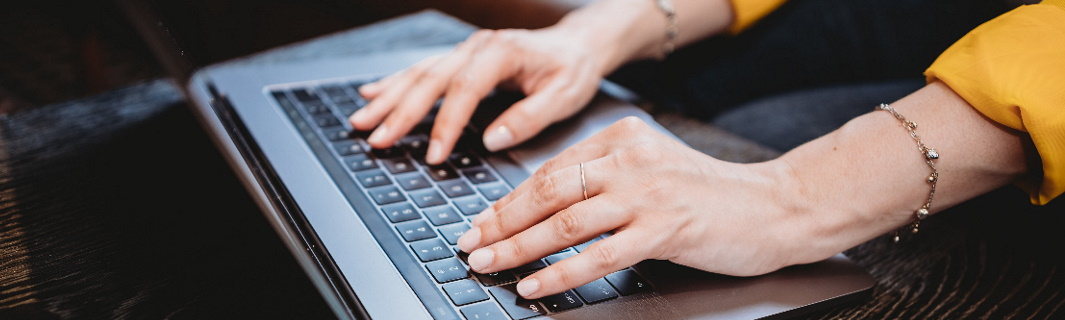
[{"left": 349, "top": 26, "right": 608, "bottom": 164}]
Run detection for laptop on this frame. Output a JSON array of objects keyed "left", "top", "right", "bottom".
[{"left": 123, "top": 3, "right": 874, "bottom": 319}]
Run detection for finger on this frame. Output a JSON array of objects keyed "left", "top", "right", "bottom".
[
  {"left": 481, "top": 69, "right": 598, "bottom": 152},
  {"left": 480, "top": 127, "right": 618, "bottom": 217},
  {"left": 424, "top": 44, "right": 516, "bottom": 164},
  {"left": 463, "top": 195, "right": 628, "bottom": 275},
  {"left": 461, "top": 158, "right": 609, "bottom": 253},
  {"left": 369, "top": 44, "right": 480, "bottom": 148},
  {"left": 357, "top": 72, "right": 400, "bottom": 99},
  {"left": 348, "top": 55, "right": 444, "bottom": 131},
  {"left": 516, "top": 229, "right": 652, "bottom": 299},
  {"left": 358, "top": 27, "right": 491, "bottom": 100}
]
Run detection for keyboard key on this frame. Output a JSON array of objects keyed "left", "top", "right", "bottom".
[
  {"left": 487, "top": 285, "right": 547, "bottom": 319},
  {"left": 395, "top": 172, "right": 431, "bottom": 191},
  {"left": 332, "top": 141, "right": 365, "bottom": 156},
  {"left": 424, "top": 206, "right": 463, "bottom": 226},
  {"left": 398, "top": 134, "right": 429, "bottom": 151},
  {"left": 478, "top": 183, "right": 510, "bottom": 201},
  {"left": 474, "top": 270, "right": 517, "bottom": 287},
  {"left": 426, "top": 164, "right": 460, "bottom": 181},
  {"left": 292, "top": 87, "right": 321, "bottom": 102},
  {"left": 410, "top": 189, "right": 448, "bottom": 208},
  {"left": 540, "top": 290, "right": 584, "bottom": 313},
  {"left": 438, "top": 223, "right": 470, "bottom": 245},
  {"left": 314, "top": 115, "right": 341, "bottom": 128},
  {"left": 512, "top": 259, "right": 547, "bottom": 275},
  {"left": 426, "top": 258, "right": 468, "bottom": 283},
  {"left": 271, "top": 91, "right": 296, "bottom": 109},
  {"left": 368, "top": 186, "right": 405, "bottom": 205},
  {"left": 463, "top": 168, "right": 497, "bottom": 184},
  {"left": 441, "top": 279, "right": 490, "bottom": 306},
  {"left": 460, "top": 303, "right": 507, "bottom": 320},
  {"left": 573, "top": 278, "right": 618, "bottom": 304},
  {"left": 439, "top": 180, "right": 475, "bottom": 198},
  {"left": 321, "top": 85, "right": 354, "bottom": 104},
  {"left": 334, "top": 102, "right": 360, "bottom": 117},
  {"left": 606, "top": 269, "right": 652, "bottom": 296},
  {"left": 410, "top": 239, "right": 453, "bottom": 262},
  {"left": 380, "top": 202, "right": 420, "bottom": 223},
  {"left": 371, "top": 146, "right": 404, "bottom": 159},
  {"left": 355, "top": 169, "right": 391, "bottom": 188},
  {"left": 449, "top": 152, "right": 482, "bottom": 168},
  {"left": 344, "top": 154, "right": 377, "bottom": 171},
  {"left": 545, "top": 251, "right": 577, "bottom": 265},
  {"left": 455, "top": 247, "right": 470, "bottom": 264},
  {"left": 382, "top": 158, "right": 416, "bottom": 174},
  {"left": 322, "top": 127, "right": 351, "bottom": 141},
  {"left": 302, "top": 101, "right": 331, "bottom": 115},
  {"left": 396, "top": 220, "right": 436, "bottom": 242},
  {"left": 454, "top": 197, "right": 488, "bottom": 215}
]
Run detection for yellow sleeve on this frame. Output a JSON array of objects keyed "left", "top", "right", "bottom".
[
  {"left": 728, "top": 0, "right": 789, "bottom": 34},
  {"left": 925, "top": 0, "right": 1065, "bottom": 205}
]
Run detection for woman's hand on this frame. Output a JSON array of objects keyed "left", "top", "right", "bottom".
[
  {"left": 455, "top": 117, "right": 843, "bottom": 299},
  {"left": 349, "top": 27, "right": 606, "bottom": 164}
]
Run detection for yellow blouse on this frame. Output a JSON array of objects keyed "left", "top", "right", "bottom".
[{"left": 729, "top": 0, "right": 1065, "bottom": 204}]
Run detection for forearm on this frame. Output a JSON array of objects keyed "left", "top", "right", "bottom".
[
  {"left": 775, "top": 82, "right": 1030, "bottom": 262},
  {"left": 550, "top": 0, "right": 734, "bottom": 75}
]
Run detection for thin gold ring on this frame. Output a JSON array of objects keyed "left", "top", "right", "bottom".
[{"left": 580, "top": 162, "right": 588, "bottom": 201}]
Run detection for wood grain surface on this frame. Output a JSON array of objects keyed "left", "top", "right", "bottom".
[{"left": 2, "top": 11, "right": 1063, "bottom": 320}]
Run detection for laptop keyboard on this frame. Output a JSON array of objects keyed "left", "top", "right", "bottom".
[{"left": 271, "top": 80, "right": 653, "bottom": 320}]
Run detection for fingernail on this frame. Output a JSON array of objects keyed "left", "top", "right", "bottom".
[
  {"left": 350, "top": 108, "right": 366, "bottom": 121},
  {"left": 367, "top": 124, "right": 388, "bottom": 146},
  {"left": 470, "top": 207, "right": 494, "bottom": 227},
  {"left": 483, "top": 125, "right": 514, "bottom": 152},
  {"left": 467, "top": 248, "right": 494, "bottom": 272},
  {"left": 426, "top": 139, "right": 445, "bottom": 164},
  {"left": 457, "top": 227, "right": 481, "bottom": 253},
  {"left": 517, "top": 278, "right": 540, "bottom": 298}
]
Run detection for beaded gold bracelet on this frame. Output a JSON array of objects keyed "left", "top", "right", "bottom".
[
  {"left": 876, "top": 103, "right": 939, "bottom": 242},
  {"left": 654, "top": 0, "right": 678, "bottom": 58}
]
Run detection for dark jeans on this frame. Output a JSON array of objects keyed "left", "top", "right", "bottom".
[{"left": 611, "top": 0, "right": 1012, "bottom": 151}]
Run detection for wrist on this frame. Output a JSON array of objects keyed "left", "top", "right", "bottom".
[
  {"left": 551, "top": 0, "right": 669, "bottom": 75},
  {"left": 752, "top": 158, "right": 852, "bottom": 267}
]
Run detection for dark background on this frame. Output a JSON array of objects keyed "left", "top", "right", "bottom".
[
  {"left": 0, "top": 0, "right": 576, "bottom": 114},
  {"left": 3, "top": 1, "right": 1064, "bottom": 319}
]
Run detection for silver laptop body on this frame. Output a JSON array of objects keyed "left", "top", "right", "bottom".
[{"left": 185, "top": 46, "right": 874, "bottom": 320}]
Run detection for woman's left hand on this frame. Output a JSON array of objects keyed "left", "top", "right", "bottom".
[{"left": 456, "top": 116, "right": 844, "bottom": 299}]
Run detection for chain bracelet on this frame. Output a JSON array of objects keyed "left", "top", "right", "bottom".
[
  {"left": 654, "top": 0, "right": 677, "bottom": 58},
  {"left": 876, "top": 103, "right": 939, "bottom": 243}
]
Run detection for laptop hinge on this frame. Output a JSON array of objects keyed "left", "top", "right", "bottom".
[{"left": 206, "top": 84, "right": 369, "bottom": 320}]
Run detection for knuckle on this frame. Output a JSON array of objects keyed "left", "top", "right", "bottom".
[
  {"left": 531, "top": 174, "right": 562, "bottom": 206},
  {"left": 406, "top": 63, "right": 430, "bottom": 78},
  {"left": 448, "top": 73, "right": 474, "bottom": 91},
  {"left": 588, "top": 243, "right": 622, "bottom": 270},
  {"left": 488, "top": 209, "right": 510, "bottom": 233},
  {"left": 617, "top": 116, "right": 647, "bottom": 129},
  {"left": 548, "top": 264, "right": 577, "bottom": 289},
  {"left": 553, "top": 209, "right": 584, "bottom": 241},
  {"left": 500, "top": 238, "right": 528, "bottom": 262},
  {"left": 619, "top": 145, "right": 656, "bottom": 168}
]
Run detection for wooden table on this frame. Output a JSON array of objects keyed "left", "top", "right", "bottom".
[{"left": 1, "top": 10, "right": 1063, "bottom": 320}]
